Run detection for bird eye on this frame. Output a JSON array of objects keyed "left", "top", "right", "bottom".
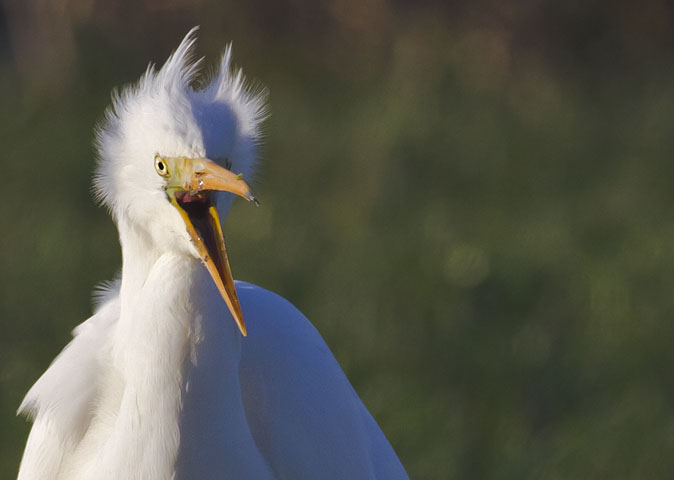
[{"left": 154, "top": 155, "right": 170, "bottom": 177}]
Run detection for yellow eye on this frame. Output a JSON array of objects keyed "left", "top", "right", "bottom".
[{"left": 154, "top": 155, "right": 169, "bottom": 177}]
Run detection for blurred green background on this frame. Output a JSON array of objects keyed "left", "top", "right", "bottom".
[{"left": 2, "top": 0, "right": 674, "bottom": 478}]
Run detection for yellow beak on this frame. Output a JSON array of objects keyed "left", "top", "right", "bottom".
[{"left": 157, "top": 155, "right": 257, "bottom": 336}]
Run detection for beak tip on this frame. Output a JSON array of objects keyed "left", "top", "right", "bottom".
[{"left": 245, "top": 192, "right": 260, "bottom": 206}]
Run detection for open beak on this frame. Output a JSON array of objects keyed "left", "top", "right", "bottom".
[{"left": 157, "top": 155, "right": 258, "bottom": 336}]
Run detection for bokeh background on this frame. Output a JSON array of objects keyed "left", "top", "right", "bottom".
[{"left": 2, "top": 1, "right": 674, "bottom": 478}]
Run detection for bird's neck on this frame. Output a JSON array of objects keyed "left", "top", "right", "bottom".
[
  {"left": 79, "top": 218, "right": 240, "bottom": 479},
  {"left": 114, "top": 216, "right": 200, "bottom": 372}
]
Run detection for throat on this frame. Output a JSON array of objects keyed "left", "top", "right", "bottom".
[
  {"left": 90, "top": 222, "right": 206, "bottom": 479},
  {"left": 89, "top": 215, "right": 243, "bottom": 479}
]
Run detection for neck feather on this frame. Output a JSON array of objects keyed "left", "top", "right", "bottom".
[{"left": 70, "top": 218, "right": 205, "bottom": 479}]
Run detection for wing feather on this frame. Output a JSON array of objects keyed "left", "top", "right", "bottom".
[
  {"left": 237, "top": 282, "right": 408, "bottom": 480},
  {"left": 17, "top": 284, "right": 120, "bottom": 480}
]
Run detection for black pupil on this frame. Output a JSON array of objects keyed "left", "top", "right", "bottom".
[{"left": 158, "top": 161, "right": 165, "bottom": 171}]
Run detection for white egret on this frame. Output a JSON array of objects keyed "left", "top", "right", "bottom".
[{"left": 17, "top": 28, "right": 409, "bottom": 480}]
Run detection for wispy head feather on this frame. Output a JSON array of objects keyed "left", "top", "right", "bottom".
[{"left": 93, "top": 28, "right": 267, "bottom": 222}]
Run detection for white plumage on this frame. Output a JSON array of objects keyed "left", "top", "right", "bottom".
[{"left": 17, "top": 28, "right": 408, "bottom": 480}]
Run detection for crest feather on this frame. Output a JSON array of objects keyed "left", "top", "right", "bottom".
[
  {"left": 93, "top": 27, "right": 268, "bottom": 216},
  {"left": 154, "top": 26, "right": 202, "bottom": 88}
]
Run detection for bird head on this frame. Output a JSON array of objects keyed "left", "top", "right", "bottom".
[{"left": 94, "top": 28, "right": 266, "bottom": 336}]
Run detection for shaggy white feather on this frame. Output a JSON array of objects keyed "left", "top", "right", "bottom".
[{"left": 17, "top": 28, "right": 408, "bottom": 480}]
